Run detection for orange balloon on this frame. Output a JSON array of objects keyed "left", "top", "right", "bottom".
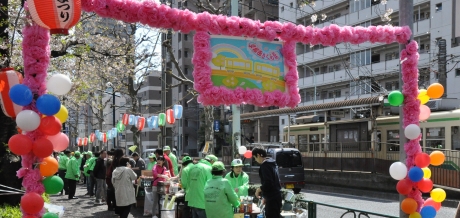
[
  {"left": 40, "top": 156, "right": 58, "bottom": 177},
  {"left": 427, "top": 83, "right": 444, "bottom": 99},
  {"left": 401, "top": 198, "right": 418, "bottom": 214},
  {"left": 430, "top": 151, "right": 445, "bottom": 166}
]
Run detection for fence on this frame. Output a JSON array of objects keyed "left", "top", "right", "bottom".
[
  {"left": 299, "top": 142, "right": 460, "bottom": 189},
  {"left": 298, "top": 199, "right": 398, "bottom": 218}
]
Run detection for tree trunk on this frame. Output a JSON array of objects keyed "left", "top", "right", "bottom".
[{"left": 204, "top": 106, "right": 214, "bottom": 155}]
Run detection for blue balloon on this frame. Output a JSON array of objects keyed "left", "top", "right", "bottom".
[
  {"left": 9, "top": 84, "right": 33, "bottom": 106},
  {"left": 408, "top": 166, "right": 424, "bottom": 182},
  {"left": 420, "top": 206, "right": 436, "bottom": 218},
  {"left": 36, "top": 94, "right": 61, "bottom": 116}
]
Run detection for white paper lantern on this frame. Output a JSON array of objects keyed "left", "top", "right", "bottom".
[
  {"left": 389, "top": 161, "right": 407, "bottom": 180},
  {"left": 47, "top": 74, "right": 72, "bottom": 95},
  {"left": 238, "top": 146, "right": 247, "bottom": 155},
  {"left": 16, "top": 110, "right": 40, "bottom": 131},
  {"left": 405, "top": 124, "right": 421, "bottom": 140}
]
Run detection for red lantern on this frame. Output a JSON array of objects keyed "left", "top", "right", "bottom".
[
  {"left": 137, "top": 117, "right": 145, "bottom": 131},
  {"left": 0, "top": 68, "right": 23, "bottom": 118},
  {"left": 27, "top": 0, "right": 81, "bottom": 35},
  {"left": 77, "top": 138, "right": 82, "bottom": 146},
  {"left": 90, "top": 133, "right": 95, "bottom": 142},
  {"left": 83, "top": 138, "right": 88, "bottom": 146},
  {"left": 122, "top": 113, "right": 129, "bottom": 125},
  {"left": 166, "top": 109, "right": 175, "bottom": 124},
  {"left": 102, "top": 133, "right": 107, "bottom": 143}
]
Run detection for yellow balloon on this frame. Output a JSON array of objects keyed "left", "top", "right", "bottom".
[
  {"left": 430, "top": 188, "right": 446, "bottom": 202},
  {"left": 409, "top": 212, "right": 421, "bottom": 218},
  {"left": 55, "top": 105, "right": 68, "bottom": 123},
  {"left": 422, "top": 167, "right": 431, "bottom": 179},
  {"left": 417, "top": 89, "right": 430, "bottom": 105}
]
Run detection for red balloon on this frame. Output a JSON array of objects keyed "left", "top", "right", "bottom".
[
  {"left": 38, "top": 116, "right": 62, "bottom": 136},
  {"left": 418, "top": 178, "right": 433, "bottom": 193},
  {"left": 8, "top": 134, "right": 33, "bottom": 155},
  {"left": 23, "top": 216, "right": 38, "bottom": 218},
  {"left": 32, "top": 138, "right": 53, "bottom": 158},
  {"left": 415, "top": 153, "right": 431, "bottom": 168},
  {"left": 21, "top": 192, "right": 44, "bottom": 214},
  {"left": 244, "top": 150, "right": 252, "bottom": 159},
  {"left": 424, "top": 198, "right": 441, "bottom": 211},
  {"left": 396, "top": 179, "right": 412, "bottom": 195}
]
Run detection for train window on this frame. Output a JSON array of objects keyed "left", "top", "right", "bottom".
[
  {"left": 309, "top": 134, "right": 320, "bottom": 151},
  {"left": 298, "top": 135, "right": 308, "bottom": 152},
  {"left": 452, "top": 127, "right": 460, "bottom": 150},
  {"left": 387, "top": 130, "right": 400, "bottom": 151},
  {"left": 426, "top": 127, "right": 445, "bottom": 149}
]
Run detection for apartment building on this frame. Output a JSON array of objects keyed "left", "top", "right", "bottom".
[
  {"left": 161, "top": 0, "right": 281, "bottom": 156},
  {"left": 278, "top": 0, "right": 460, "bottom": 139}
]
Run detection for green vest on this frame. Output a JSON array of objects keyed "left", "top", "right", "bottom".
[
  {"left": 65, "top": 157, "right": 80, "bottom": 181},
  {"left": 58, "top": 155, "right": 69, "bottom": 170},
  {"left": 204, "top": 176, "right": 240, "bottom": 218},
  {"left": 224, "top": 171, "right": 249, "bottom": 197},
  {"left": 147, "top": 162, "right": 156, "bottom": 170},
  {"left": 168, "top": 153, "right": 179, "bottom": 176},
  {"left": 183, "top": 162, "right": 212, "bottom": 209}
]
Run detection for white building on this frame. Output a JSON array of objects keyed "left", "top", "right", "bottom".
[{"left": 278, "top": 0, "right": 460, "bottom": 141}]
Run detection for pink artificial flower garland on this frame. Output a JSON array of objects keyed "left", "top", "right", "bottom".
[
  {"left": 401, "top": 40, "right": 423, "bottom": 210},
  {"left": 17, "top": 6, "right": 50, "bottom": 217},
  {"left": 80, "top": 0, "right": 411, "bottom": 107}
]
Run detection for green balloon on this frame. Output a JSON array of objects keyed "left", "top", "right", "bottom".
[
  {"left": 388, "top": 91, "right": 404, "bottom": 106},
  {"left": 43, "top": 176, "right": 63, "bottom": 195},
  {"left": 43, "top": 212, "right": 59, "bottom": 218}
]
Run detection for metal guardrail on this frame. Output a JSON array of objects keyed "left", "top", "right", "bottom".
[{"left": 298, "top": 199, "right": 398, "bottom": 218}]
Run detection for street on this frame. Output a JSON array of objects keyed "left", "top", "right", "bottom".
[{"left": 300, "top": 189, "right": 456, "bottom": 217}]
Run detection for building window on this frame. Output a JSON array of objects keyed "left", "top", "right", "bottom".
[
  {"left": 350, "top": 49, "right": 371, "bottom": 67},
  {"left": 290, "top": 2, "right": 293, "bottom": 8},
  {"left": 178, "top": 85, "right": 182, "bottom": 93},
  {"left": 184, "top": 85, "right": 188, "bottom": 91},
  {"left": 385, "top": 82, "right": 392, "bottom": 91},
  {"left": 435, "top": 3, "right": 442, "bottom": 12},
  {"left": 394, "top": 81, "right": 399, "bottom": 90},
  {"left": 178, "top": 1, "right": 181, "bottom": 7},
  {"left": 456, "top": 69, "right": 460, "bottom": 77},
  {"left": 183, "top": 1, "right": 187, "bottom": 6},
  {"left": 184, "top": 50, "right": 189, "bottom": 58},
  {"left": 281, "top": 119, "right": 285, "bottom": 125},
  {"left": 335, "top": 90, "right": 341, "bottom": 98},
  {"left": 184, "top": 65, "right": 189, "bottom": 74},
  {"left": 281, "top": 6, "right": 284, "bottom": 11},
  {"left": 178, "top": 33, "right": 181, "bottom": 42},
  {"left": 184, "top": 34, "right": 188, "bottom": 41},
  {"left": 328, "top": 92, "right": 334, "bottom": 99},
  {"left": 178, "top": 49, "right": 182, "bottom": 59}
]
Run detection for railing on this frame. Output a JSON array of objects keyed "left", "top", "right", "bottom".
[
  {"left": 298, "top": 199, "right": 398, "bottom": 218},
  {"left": 298, "top": 141, "right": 460, "bottom": 189}
]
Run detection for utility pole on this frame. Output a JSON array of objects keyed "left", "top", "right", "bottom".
[
  {"left": 230, "top": 0, "right": 241, "bottom": 159},
  {"left": 399, "top": 0, "right": 413, "bottom": 217},
  {"left": 438, "top": 39, "right": 447, "bottom": 97}
]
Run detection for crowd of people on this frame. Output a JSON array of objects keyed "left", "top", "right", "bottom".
[{"left": 54, "top": 146, "right": 282, "bottom": 218}]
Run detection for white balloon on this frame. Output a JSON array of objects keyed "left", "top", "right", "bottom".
[
  {"left": 238, "top": 146, "right": 247, "bottom": 155},
  {"left": 16, "top": 110, "right": 40, "bottom": 131},
  {"left": 404, "top": 124, "right": 421, "bottom": 140},
  {"left": 389, "top": 162, "right": 407, "bottom": 180},
  {"left": 47, "top": 74, "right": 72, "bottom": 95}
]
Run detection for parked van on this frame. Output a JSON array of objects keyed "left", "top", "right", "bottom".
[{"left": 243, "top": 144, "right": 305, "bottom": 194}]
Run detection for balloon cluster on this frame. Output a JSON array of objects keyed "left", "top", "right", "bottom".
[
  {"left": 9, "top": 74, "right": 71, "bottom": 215},
  {"left": 238, "top": 146, "right": 252, "bottom": 158},
  {"left": 390, "top": 151, "right": 446, "bottom": 217}
]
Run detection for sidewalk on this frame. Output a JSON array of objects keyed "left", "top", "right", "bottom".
[{"left": 49, "top": 183, "right": 145, "bottom": 218}]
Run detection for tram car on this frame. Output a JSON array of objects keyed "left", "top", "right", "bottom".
[
  {"left": 283, "top": 109, "right": 460, "bottom": 175},
  {"left": 224, "top": 58, "right": 253, "bottom": 73},
  {"left": 254, "top": 62, "right": 280, "bottom": 79}
]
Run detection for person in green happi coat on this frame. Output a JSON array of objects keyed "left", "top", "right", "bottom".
[
  {"left": 225, "top": 159, "right": 249, "bottom": 197},
  {"left": 204, "top": 161, "right": 240, "bottom": 218},
  {"left": 65, "top": 151, "right": 81, "bottom": 199},
  {"left": 147, "top": 153, "right": 156, "bottom": 170}
]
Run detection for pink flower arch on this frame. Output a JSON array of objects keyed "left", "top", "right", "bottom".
[{"left": 19, "top": 0, "right": 420, "bottom": 216}]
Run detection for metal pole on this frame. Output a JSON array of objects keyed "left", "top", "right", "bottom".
[
  {"left": 257, "top": 119, "right": 260, "bottom": 143},
  {"left": 399, "top": 0, "right": 413, "bottom": 217},
  {"left": 287, "top": 115, "right": 290, "bottom": 143},
  {"left": 113, "top": 91, "right": 116, "bottom": 149},
  {"left": 231, "top": 0, "right": 240, "bottom": 158}
]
